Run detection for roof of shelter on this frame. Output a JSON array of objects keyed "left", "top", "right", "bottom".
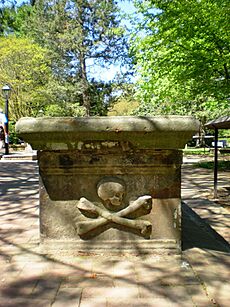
[{"left": 205, "top": 115, "right": 230, "bottom": 129}]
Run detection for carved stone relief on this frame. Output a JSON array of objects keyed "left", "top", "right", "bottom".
[{"left": 75, "top": 177, "right": 153, "bottom": 238}]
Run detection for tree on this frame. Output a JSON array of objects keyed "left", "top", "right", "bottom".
[
  {"left": 0, "top": 2, "right": 32, "bottom": 35},
  {"left": 132, "top": 0, "right": 230, "bottom": 121},
  {"left": 0, "top": 36, "right": 52, "bottom": 121},
  {"left": 108, "top": 82, "right": 139, "bottom": 115},
  {"left": 25, "top": 0, "right": 129, "bottom": 115}
]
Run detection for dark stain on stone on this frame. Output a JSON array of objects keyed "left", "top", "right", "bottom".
[
  {"left": 89, "top": 155, "right": 100, "bottom": 164},
  {"left": 59, "top": 155, "right": 74, "bottom": 167}
]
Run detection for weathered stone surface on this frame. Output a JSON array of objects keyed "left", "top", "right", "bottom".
[
  {"left": 16, "top": 116, "right": 199, "bottom": 254},
  {"left": 16, "top": 116, "right": 199, "bottom": 150}
]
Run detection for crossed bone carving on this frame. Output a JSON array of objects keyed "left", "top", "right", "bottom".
[{"left": 75, "top": 178, "right": 153, "bottom": 237}]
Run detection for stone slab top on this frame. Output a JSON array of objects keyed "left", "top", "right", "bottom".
[{"left": 15, "top": 116, "right": 200, "bottom": 150}]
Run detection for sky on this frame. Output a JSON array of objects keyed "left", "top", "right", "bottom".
[{"left": 119, "top": 0, "right": 136, "bottom": 14}]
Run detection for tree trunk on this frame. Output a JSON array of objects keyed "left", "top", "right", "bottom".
[
  {"left": 79, "top": 52, "right": 90, "bottom": 116},
  {"left": 78, "top": 3, "right": 91, "bottom": 116}
]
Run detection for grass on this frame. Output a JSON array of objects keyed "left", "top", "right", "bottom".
[
  {"left": 194, "top": 160, "right": 230, "bottom": 171},
  {"left": 184, "top": 148, "right": 213, "bottom": 155},
  {"left": 184, "top": 147, "right": 230, "bottom": 156}
]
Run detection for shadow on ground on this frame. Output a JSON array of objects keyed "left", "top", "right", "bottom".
[{"left": 182, "top": 201, "right": 230, "bottom": 252}]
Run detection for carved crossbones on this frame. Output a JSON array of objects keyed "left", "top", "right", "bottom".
[{"left": 76, "top": 195, "right": 152, "bottom": 236}]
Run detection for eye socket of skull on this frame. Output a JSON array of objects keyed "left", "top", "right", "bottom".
[{"left": 98, "top": 182, "right": 125, "bottom": 206}]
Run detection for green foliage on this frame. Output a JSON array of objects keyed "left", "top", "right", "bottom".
[
  {"left": 44, "top": 102, "right": 86, "bottom": 117},
  {"left": 0, "top": 3, "right": 32, "bottom": 36},
  {"left": 8, "top": 121, "right": 21, "bottom": 144},
  {"left": 132, "top": 0, "right": 230, "bottom": 121},
  {"left": 108, "top": 98, "right": 139, "bottom": 116},
  {"left": 0, "top": 36, "right": 52, "bottom": 121},
  {"left": 108, "top": 83, "right": 139, "bottom": 115}
]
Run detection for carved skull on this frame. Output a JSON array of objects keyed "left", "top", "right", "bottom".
[{"left": 97, "top": 178, "right": 125, "bottom": 207}]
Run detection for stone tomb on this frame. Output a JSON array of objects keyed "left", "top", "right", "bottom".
[{"left": 16, "top": 116, "right": 199, "bottom": 254}]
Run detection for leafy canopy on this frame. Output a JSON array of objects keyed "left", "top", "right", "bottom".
[
  {"left": 132, "top": 0, "right": 230, "bottom": 121},
  {"left": 0, "top": 36, "right": 52, "bottom": 120}
]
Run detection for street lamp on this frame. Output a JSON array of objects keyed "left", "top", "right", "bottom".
[{"left": 2, "top": 85, "right": 11, "bottom": 155}]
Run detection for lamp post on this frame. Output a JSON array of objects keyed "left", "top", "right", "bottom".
[{"left": 2, "top": 85, "right": 11, "bottom": 155}]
